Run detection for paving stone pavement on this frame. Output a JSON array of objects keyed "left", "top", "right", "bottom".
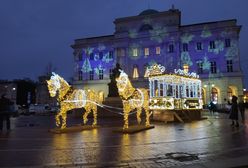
[{"left": 0, "top": 111, "right": 248, "bottom": 167}]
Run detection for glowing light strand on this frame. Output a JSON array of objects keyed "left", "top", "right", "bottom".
[
  {"left": 47, "top": 72, "right": 101, "bottom": 129},
  {"left": 116, "top": 70, "right": 152, "bottom": 129}
]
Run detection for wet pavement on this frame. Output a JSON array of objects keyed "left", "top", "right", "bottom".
[{"left": 0, "top": 111, "right": 248, "bottom": 167}]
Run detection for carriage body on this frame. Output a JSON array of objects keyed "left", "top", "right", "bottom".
[
  {"left": 149, "top": 74, "right": 203, "bottom": 110},
  {"left": 147, "top": 65, "right": 203, "bottom": 122}
]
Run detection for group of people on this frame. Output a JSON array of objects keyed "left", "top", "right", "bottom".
[
  {"left": 208, "top": 95, "right": 245, "bottom": 127},
  {"left": 229, "top": 95, "right": 245, "bottom": 127},
  {"left": 0, "top": 94, "right": 14, "bottom": 131}
]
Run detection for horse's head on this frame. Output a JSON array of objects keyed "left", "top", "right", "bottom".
[
  {"left": 116, "top": 70, "right": 129, "bottom": 93},
  {"left": 47, "top": 72, "right": 61, "bottom": 97}
]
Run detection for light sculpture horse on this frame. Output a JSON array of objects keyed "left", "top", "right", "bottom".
[
  {"left": 47, "top": 72, "right": 100, "bottom": 129},
  {"left": 116, "top": 70, "right": 152, "bottom": 129}
]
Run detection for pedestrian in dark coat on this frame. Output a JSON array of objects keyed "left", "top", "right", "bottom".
[
  {"left": 238, "top": 97, "right": 245, "bottom": 124},
  {"left": 0, "top": 94, "right": 13, "bottom": 131},
  {"left": 229, "top": 95, "right": 239, "bottom": 127}
]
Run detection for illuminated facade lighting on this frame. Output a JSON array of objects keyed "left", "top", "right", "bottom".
[{"left": 71, "top": 8, "right": 243, "bottom": 106}]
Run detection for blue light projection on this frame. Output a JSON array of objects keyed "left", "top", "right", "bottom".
[
  {"left": 221, "top": 28, "right": 234, "bottom": 38},
  {"left": 82, "top": 58, "right": 92, "bottom": 73},
  {"left": 208, "top": 40, "right": 224, "bottom": 54},
  {"left": 84, "top": 47, "right": 94, "bottom": 55},
  {"left": 94, "top": 64, "right": 105, "bottom": 75},
  {"left": 201, "top": 26, "right": 212, "bottom": 38},
  {"left": 143, "top": 17, "right": 152, "bottom": 24},
  {"left": 202, "top": 55, "right": 211, "bottom": 71},
  {"left": 149, "top": 25, "right": 168, "bottom": 43},
  {"left": 98, "top": 44, "right": 106, "bottom": 51},
  {"left": 76, "top": 16, "right": 240, "bottom": 84},
  {"left": 128, "top": 29, "right": 138, "bottom": 38},
  {"left": 181, "top": 33, "right": 194, "bottom": 43},
  {"left": 181, "top": 52, "right": 193, "bottom": 66},
  {"left": 225, "top": 40, "right": 238, "bottom": 60}
]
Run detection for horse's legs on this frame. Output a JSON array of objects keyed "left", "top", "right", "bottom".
[
  {"left": 136, "top": 108, "right": 142, "bottom": 125},
  {"left": 55, "top": 113, "right": 61, "bottom": 127},
  {"left": 145, "top": 107, "right": 152, "bottom": 127},
  {"left": 92, "top": 105, "right": 97, "bottom": 126},
  {"left": 83, "top": 106, "right": 90, "bottom": 125},
  {"left": 123, "top": 104, "right": 129, "bottom": 129},
  {"left": 61, "top": 109, "right": 67, "bottom": 129}
]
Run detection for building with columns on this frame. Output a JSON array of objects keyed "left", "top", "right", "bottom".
[{"left": 71, "top": 7, "right": 243, "bottom": 105}]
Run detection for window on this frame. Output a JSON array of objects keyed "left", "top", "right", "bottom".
[
  {"left": 196, "top": 42, "right": 202, "bottom": 50},
  {"left": 183, "top": 43, "right": 188, "bottom": 52},
  {"left": 117, "top": 48, "right": 125, "bottom": 57},
  {"left": 99, "top": 69, "right": 103, "bottom": 80},
  {"left": 78, "top": 70, "right": 82, "bottom": 80},
  {"left": 227, "top": 87, "right": 233, "bottom": 100},
  {"left": 225, "top": 39, "right": 231, "bottom": 48},
  {"left": 144, "top": 48, "right": 149, "bottom": 56},
  {"left": 210, "top": 41, "right": 215, "bottom": 49},
  {"left": 211, "top": 87, "right": 218, "bottom": 103},
  {"left": 132, "top": 65, "right": 139, "bottom": 78},
  {"left": 167, "top": 85, "right": 173, "bottom": 96},
  {"left": 109, "top": 51, "right": 113, "bottom": 59},
  {"left": 90, "top": 53, "right": 94, "bottom": 60},
  {"left": 227, "top": 60, "right": 233, "bottom": 72},
  {"left": 99, "top": 52, "right": 103, "bottom": 60},
  {"left": 183, "top": 64, "right": 189, "bottom": 73},
  {"left": 89, "top": 70, "right": 94, "bottom": 80},
  {"left": 144, "top": 64, "right": 149, "bottom": 78},
  {"left": 133, "top": 48, "right": 138, "bottom": 57},
  {"left": 156, "top": 46, "right": 161, "bottom": 55},
  {"left": 197, "top": 62, "right": 203, "bottom": 74},
  {"left": 210, "top": 61, "right": 217, "bottom": 74},
  {"left": 169, "top": 44, "right": 174, "bottom": 53}
]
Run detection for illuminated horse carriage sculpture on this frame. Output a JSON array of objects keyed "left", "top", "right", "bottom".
[
  {"left": 47, "top": 72, "right": 100, "bottom": 129},
  {"left": 147, "top": 64, "right": 203, "bottom": 122},
  {"left": 116, "top": 70, "right": 152, "bottom": 129}
]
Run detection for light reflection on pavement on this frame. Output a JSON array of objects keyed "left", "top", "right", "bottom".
[{"left": 0, "top": 112, "right": 248, "bottom": 167}]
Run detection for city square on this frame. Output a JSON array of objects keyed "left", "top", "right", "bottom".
[{"left": 1, "top": 0, "right": 248, "bottom": 167}]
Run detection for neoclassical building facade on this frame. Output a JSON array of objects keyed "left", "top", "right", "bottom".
[{"left": 71, "top": 7, "right": 243, "bottom": 105}]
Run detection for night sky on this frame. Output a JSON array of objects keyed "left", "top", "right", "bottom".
[{"left": 0, "top": 0, "right": 247, "bottom": 87}]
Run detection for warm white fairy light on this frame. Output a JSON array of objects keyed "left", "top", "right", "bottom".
[
  {"left": 47, "top": 72, "right": 100, "bottom": 129},
  {"left": 148, "top": 64, "right": 202, "bottom": 110},
  {"left": 116, "top": 70, "right": 151, "bottom": 129}
]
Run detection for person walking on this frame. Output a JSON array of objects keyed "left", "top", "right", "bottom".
[
  {"left": 208, "top": 101, "right": 216, "bottom": 116},
  {"left": 0, "top": 94, "right": 13, "bottom": 131},
  {"left": 238, "top": 97, "right": 245, "bottom": 124},
  {"left": 229, "top": 95, "right": 239, "bottom": 127}
]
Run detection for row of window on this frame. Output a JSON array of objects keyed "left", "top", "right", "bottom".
[
  {"left": 197, "top": 60, "right": 233, "bottom": 74},
  {"left": 78, "top": 69, "right": 104, "bottom": 81},
  {"left": 77, "top": 39, "right": 231, "bottom": 61},
  {"left": 78, "top": 60, "right": 234, "bottom": 81},
  {"left": 119, "top": 39, "right": 231, "bottom": 57},
  {"left": 78, "top": 51, "right": 114, "bottom": 61}
]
